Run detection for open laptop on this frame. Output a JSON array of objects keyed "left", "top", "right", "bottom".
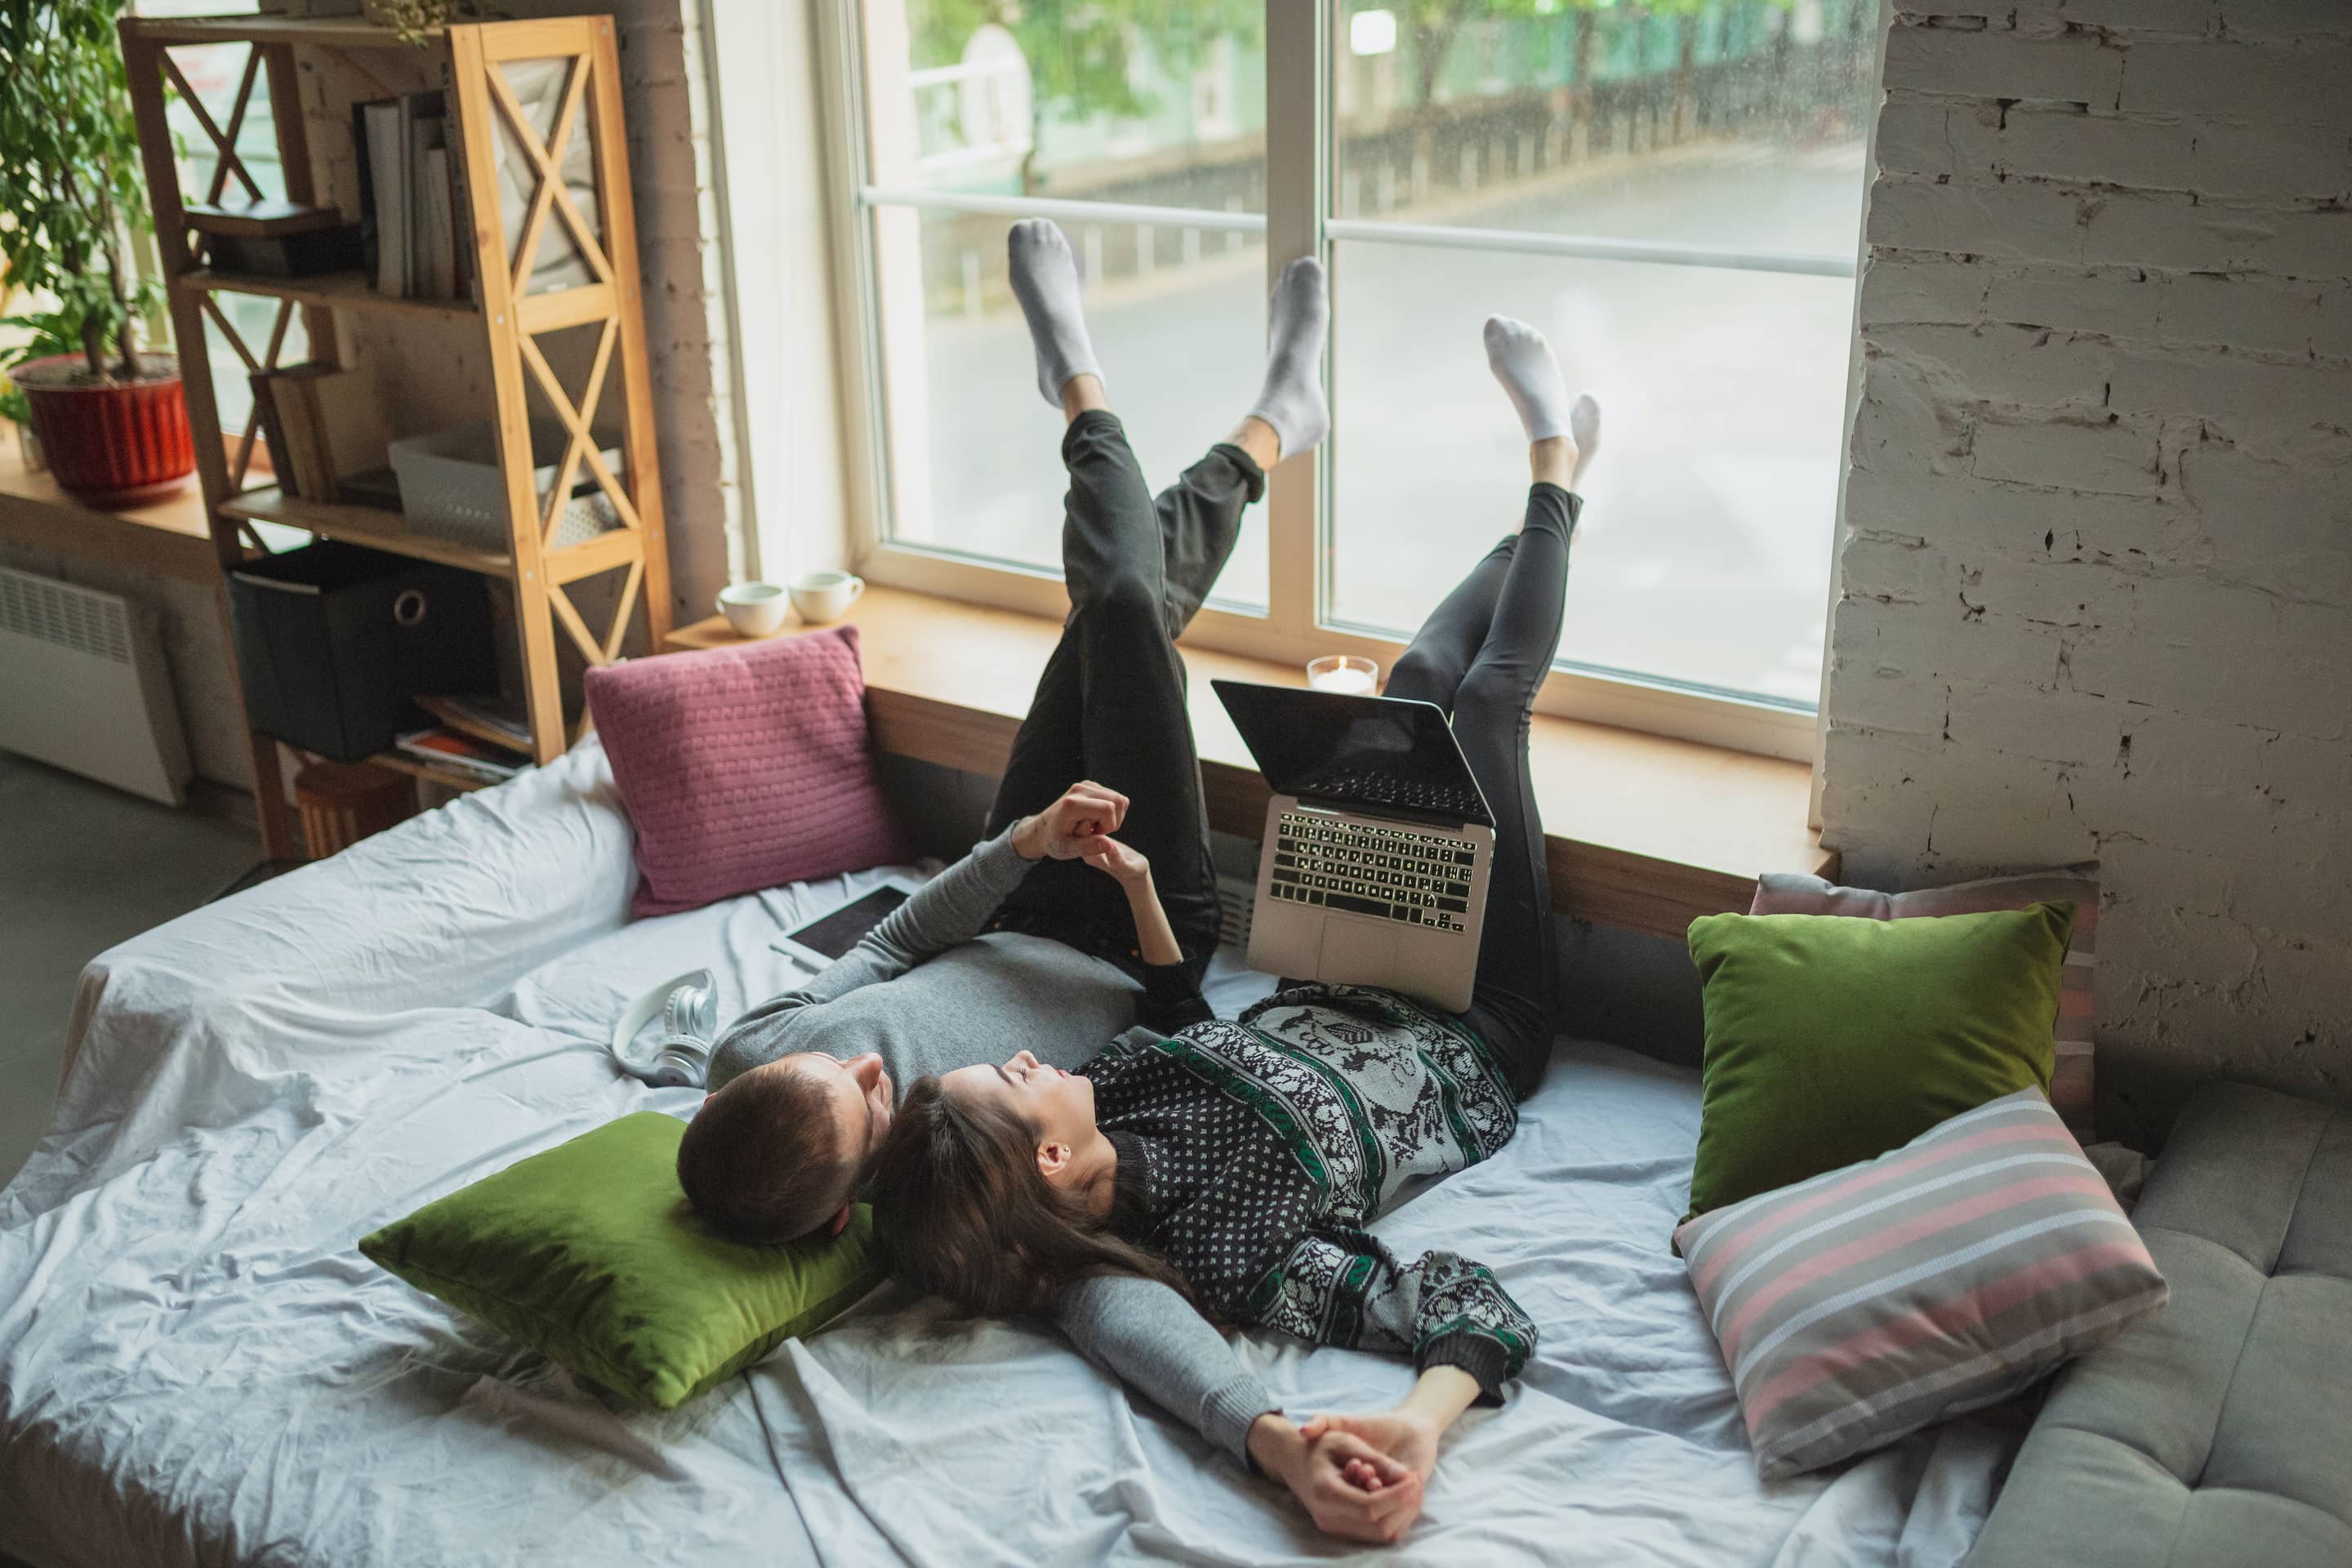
[{"left": 1211, "top": 679, "right": 1495, "bottom": 1013}]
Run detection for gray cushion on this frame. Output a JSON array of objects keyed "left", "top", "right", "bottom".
[{"left": 1968, "top": 1083, "right": 2352, "bottom": 1567}]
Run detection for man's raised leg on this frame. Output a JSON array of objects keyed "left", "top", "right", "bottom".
[
  {"left": 1151, "top": 256, "right": 1326, "bottom": 636},
  {"left": 982, "top": 221, "right": 1218, "bottom": 960}
]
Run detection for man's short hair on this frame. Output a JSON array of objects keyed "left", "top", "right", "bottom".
[{"left": 676, "top": 1062, "right": 860, "bottom": 1244}]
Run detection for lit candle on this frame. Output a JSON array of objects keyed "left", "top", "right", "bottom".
[{"left": 1306, "top": 655, "right": 1379, "bottom": 695}]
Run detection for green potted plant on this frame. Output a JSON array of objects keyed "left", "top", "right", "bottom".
[{"left": 0, "top": 0, "right": 193, "bottom": 505}]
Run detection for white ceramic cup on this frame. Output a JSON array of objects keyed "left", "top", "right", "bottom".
[
  {"left": 788, "top": 570, "right": 866, "bottom": 626},
  {"left": 716, "top": 580, "right": 791, "bottom": 638}
]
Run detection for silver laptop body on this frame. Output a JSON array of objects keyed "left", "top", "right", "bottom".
[{"left": 1212, "top": 681, "right": 1495, "bottom": 1014}]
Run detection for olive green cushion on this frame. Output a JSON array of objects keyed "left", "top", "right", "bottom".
[
  {"left": 1680, "top": 902, "right": 2074, "bottom": 1237},
  {"left": 360, "top": 1111, "right": 883, "bottom": 1410}
]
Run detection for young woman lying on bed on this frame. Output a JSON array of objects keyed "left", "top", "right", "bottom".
[{"left": 867, "top": 319, "right": 1601, "bottom": 1544}]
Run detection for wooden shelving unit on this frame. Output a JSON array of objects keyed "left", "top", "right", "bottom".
[
  {"left": 177, "top": 266, "right": 482, "bottom": 321},
  {"left": 118, "top": 12, "right": 671, "bottom": 858}
]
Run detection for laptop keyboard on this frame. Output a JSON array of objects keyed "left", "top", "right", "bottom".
[
  {"left": 1295, "top": 769, "right": 1486, "bottom": 822},
  {"left": 1269, "top": 812, "right": 1476, "bottom": 933}
]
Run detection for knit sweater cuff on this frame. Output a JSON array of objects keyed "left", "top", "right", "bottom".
[
  {"left": 969, "top": 822, "right": 1037, "bottom": 893},
  {"left": 1420, "top": 1331, "right": 1512, "bottom": 1405},
  {"left": 1200, "top": 1369, "right": 1279, "bottom": 1469}
]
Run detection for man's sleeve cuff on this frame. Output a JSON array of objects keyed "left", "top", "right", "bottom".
[{"left": 969, "top": 823, "right": 1036, "bottom": 893}]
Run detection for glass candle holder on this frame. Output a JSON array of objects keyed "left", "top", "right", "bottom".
[{"left": 1305, "top": 654, "right": 1379, "bottom": 696}]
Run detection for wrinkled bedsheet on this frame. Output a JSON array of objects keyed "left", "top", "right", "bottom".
[{"left": 0, "top": 742, "right": 2019, "bottom": 1566}]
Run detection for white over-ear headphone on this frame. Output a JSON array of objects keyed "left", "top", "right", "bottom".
[{"left": 609, "top": 969, "right": 717, "bottom": 1089}]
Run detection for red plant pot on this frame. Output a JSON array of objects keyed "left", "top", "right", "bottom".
[{"left": 16, "top": 352, "right": 197, "bottom": 507}]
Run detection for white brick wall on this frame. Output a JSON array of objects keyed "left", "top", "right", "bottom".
[{"left": 1825, "top": 1, "right": 2352, "bottom": 1144}]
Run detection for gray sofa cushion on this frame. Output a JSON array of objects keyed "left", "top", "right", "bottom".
[{"left": 1968, "top": 1082, "right": 2352, "bottom": 1567}]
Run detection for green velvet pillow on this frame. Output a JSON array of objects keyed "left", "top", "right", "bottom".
[
  {"left": 1681, "top": 902, "right": 2074, "bottom": 1238},
  {"left": 360, "top": 1111, "right": 884, "bottom": 1410}
]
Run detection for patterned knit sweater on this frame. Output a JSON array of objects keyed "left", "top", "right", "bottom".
[{"left": 1085, "top": 973, "right": 1538, "bottom": 1397}]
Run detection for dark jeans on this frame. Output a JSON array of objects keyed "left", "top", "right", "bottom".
[
  {"left": 1386, "top": 484, "right": 1579, "bottom": 1100},
  {"left": 982, "top": 412, "right": 1264, "bottom": 973}
]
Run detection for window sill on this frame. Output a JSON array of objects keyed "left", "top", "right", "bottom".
[
  {"left": 667, "top": 586, "right": 1836, "bottom": 939},
  {"left": 0, "top": 439, "right": 220, "bottom": 583}
]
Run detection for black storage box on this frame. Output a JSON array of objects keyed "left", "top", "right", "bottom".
[
  {"left": 205, "top": 225, "right": 366, "bottom": 278},
  {"left": 228, "top": 541, "right": 497, "bottom": 762}
]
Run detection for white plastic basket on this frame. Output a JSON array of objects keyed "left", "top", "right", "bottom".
[{"left": 389, "top": 420, "right": 624, "bottom": 553}]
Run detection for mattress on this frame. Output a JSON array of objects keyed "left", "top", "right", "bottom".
[{"left": 0, "top": 742, "right": 2020, "bottom": 1566}]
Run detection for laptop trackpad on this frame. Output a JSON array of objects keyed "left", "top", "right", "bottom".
[{"left": 1319, "top": 919, "right": 1396, "bottom": 981}]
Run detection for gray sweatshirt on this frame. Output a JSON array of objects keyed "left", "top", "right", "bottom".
[{"left": 710, "top": 828, "right": 1274, "bottom": 1464}]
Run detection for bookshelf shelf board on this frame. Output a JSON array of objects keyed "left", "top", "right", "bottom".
[
  {"left": 366, "top": 749, "right": 509, "bottom": 794},
  {"left": 124, "top": 16, "right": 445, "bottom": 49},
  {"left": 221, "top": 487, "right": 512, "bottom": 576},
  {"left": 180, "top": 268, "right": 478, "bottom": 321}
]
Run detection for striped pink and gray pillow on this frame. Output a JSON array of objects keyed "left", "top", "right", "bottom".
[
  {"left": 1675, "top": 1089, "right": 2165, "bottom": 1480},
  {"left": 1750, "top": 867, "right": 2100, "bottom": 1138}
]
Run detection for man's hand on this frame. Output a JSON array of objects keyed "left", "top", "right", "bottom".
[
  {"left": 1079, "top": 835, "right": 1152, "bottom": 889},
  {"left": 1011, "top": 781, "right": 1129, "bottom": 862},
  {"left": 1297, "top": 1406, "right": 1443, "bottom": 1485},
  {"left": 1250, "top": 1413, "right": 1424, "bottom": 1544}
]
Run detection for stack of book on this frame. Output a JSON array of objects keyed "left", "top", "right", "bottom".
[
  {"left": 394, "top": 725, "right": 528, "bottom": 784},
  {"left": 249, "top": 363, "right": 385, "bottom": 503},
  {"left": 354, "top": 91, "right": 471, "bottom": 301},
  {"left": 412, "top": 693, "right": 532, "bottom": 754}
]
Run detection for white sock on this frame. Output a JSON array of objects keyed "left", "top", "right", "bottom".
[
  {"left": 1483, "top": 315, "right": 1575, "bottom": 444},
  {"left": 1008, "top": 220, "right": 1102, "bottom": 408},
  {"left": 1245, "top": 257, "right": 1330, "bottom": 461},
  {"left": 1568, "top": 393, "right": 1601, "bottom": 488}
]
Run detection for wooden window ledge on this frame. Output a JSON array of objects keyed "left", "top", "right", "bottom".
[
  {"left": 669, "top": 587, "right": 1836, "bottom": 939},
  {"left": 0, "top": 439, "right": 1837, "bottom": 938},
  {"left": 0, "top": 440, "right": 223, "bottom": 583}
]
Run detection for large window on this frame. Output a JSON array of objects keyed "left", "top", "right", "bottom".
[{"left": 826, "top": 1, "right": 1880, "bottom": 755}]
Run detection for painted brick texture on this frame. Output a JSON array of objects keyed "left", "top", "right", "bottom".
[{"left": 1825, "top": 2, "right": 2352, "bottom": 1145}]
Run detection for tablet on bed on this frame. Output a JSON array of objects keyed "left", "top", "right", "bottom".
[{"left": 770, "top": 879, "right": 919, "bottom": 971}]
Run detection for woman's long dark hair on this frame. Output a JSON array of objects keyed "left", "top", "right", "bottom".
[{"left": 865, "top": 1075, "right": 1205, "bottom": 1322}]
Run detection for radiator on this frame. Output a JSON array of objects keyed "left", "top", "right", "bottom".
[{"left": 0, "top": 566, "right": 192, "bottom": 805}]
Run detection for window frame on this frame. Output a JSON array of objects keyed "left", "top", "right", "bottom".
[{"left": 813, "top": 0, "right": 1865, "bottom": 763}]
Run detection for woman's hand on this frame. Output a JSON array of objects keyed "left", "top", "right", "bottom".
[
  {"left": 1012, "top": 781, "right": 1129, "bottom": 862},
  {"left": 1079, "top": 834, "right": 1152, "bottom": 889},
  {"left": 1297, "top": 1406, "right": 1442, "bottom": 1485},
  {"left": 1248, "top": 1414, "right": 1423, "bottom": 1544},
  {"left": 1298, "top": 1364, "right": 1481, "bottom": 1493}
]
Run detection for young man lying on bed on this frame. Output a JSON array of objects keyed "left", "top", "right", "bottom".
[{"left": 679, "top": 222, "right": 1419, "bottom": 1542}]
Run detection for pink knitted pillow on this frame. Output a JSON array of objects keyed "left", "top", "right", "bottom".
[{"left": 586, "top": 626, "right": 905, "bottom": 919}]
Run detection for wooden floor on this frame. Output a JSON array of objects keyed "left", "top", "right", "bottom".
[{"left": 670, "top": 588, "right": 1836, "bottom": 939}]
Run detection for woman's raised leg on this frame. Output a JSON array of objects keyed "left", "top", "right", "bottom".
[
  {"left": 1439, "top": 318, "right": 1600, "bottom": 1098},
  {"left": 1384, "top": 318, "right": 1600, "bottom": 715}
]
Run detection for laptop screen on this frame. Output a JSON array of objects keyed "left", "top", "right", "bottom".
[{"left": 1210, "top": 679, "right": 1494, "bottom": 826}]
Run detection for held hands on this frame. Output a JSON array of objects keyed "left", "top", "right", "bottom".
[
  {"left": 1290, "top": 1366, "right": 1479, "bottom": 1541},
  {"left": 1298, "top": 1407, "right": 1442, "bottom": 1490},
  {"left": 1012, "top": 781, "right": 1129, "bottom": 862},
  {"left": 1250, "top": 1414, "right": 1425, "bottom": 1546}
]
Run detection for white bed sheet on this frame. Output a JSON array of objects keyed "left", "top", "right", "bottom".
[{"left": 0, "top": 742, "right": 2018, "bottom": 1567}]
